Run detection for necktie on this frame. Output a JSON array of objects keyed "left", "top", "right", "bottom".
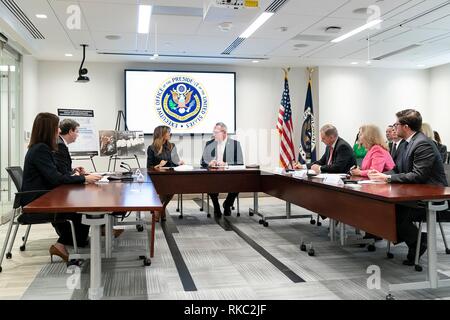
[
  {"left": 400, "top": 141, "right": 409, "bottom": 172},
  {"left": 392, "top": 143, "right": 397, "bottom": 156},
  {"left": 327, "top": 146, "right": 334, "bottom": 165}
]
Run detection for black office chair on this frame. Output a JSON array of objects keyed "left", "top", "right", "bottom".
[
  {"left": 447, "top": 152, "right": 450, "bottom": 164},
  {"left": 386, "top": 169, "right": 450, "bottom": 271},
  {"left": 0, "top": 167, "right": 79, "bottom": 272}
]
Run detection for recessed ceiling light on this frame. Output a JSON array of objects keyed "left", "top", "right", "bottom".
[
  {"left": 351, "top": 62, "right": 359, "bottom": 65},
  {"left": 65, "top": 53, "right": 73, "bottom": 57},
  {"left": 105, "top": 35, "right": 121, "bottom": 40},
  {"left": 36, "top": 14, "right": 47, "bottom": 19},
  {"left": 218, "top": 22, "right": 232, "bottom": 32},
  {"left": 417, "top": 64, "right": 425, "bottom": 67},
  {"left": 353, "top": 8, "right": 375, "bottom": 15},
  {"left": 325, "top": 26, "right": 342, "bottom": 34},
  {"left": 366, "top": 60, "right": 372, "bottom": 65},
  {"left": 252, "top": 60, "right": 259, "bottom": 63},
  {"left": 0, "top": 65, "right": 8, "bottom": 72}
]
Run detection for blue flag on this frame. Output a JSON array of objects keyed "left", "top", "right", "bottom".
[{"left": 298, "top": 81, "right": 316, "bottom": 164}]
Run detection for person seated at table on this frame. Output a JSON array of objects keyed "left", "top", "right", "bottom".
[
  {"left": 368, "top": 109, "right": 448, "bottom": 265},
  {"left": 21, "top": 113, "right": 101, "bottom": 263},
  {"left": 55, "top": 118, "right": 124, "bottom": 238},
  {"left": 350, "top": 124, "right": 395, "bottom": 241},
  {"left": 434, "top": 130, "right": 448, "bottom": 163},
  {"left": 350, "top": 125, "right": 395, "bottom": 177},
  {"left": 201, "top": 122, "right": 244, "bottom": 217},
  {"left": 147, "top": 125, "right": 184, "bottom": 221},
  {"left": 353, "top": 132, "right": 367, "bottom": 167},
  {"left": 294, "top": 124, "right": 356, "bottom": 174}
]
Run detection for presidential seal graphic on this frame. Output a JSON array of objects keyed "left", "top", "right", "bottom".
[{"left": 155, "top": 76, "right": 208, "bottom": 129}]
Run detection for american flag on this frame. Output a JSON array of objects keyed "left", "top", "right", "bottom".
[{"left": 277, "top": 77, "right": 295, "bottom": 169}]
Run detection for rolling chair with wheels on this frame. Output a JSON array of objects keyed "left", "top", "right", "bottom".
[{"left": 0, "top": 167, "right": 80, "bottom": 273}]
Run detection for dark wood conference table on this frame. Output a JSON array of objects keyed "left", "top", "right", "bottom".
[
  {"left": 23, "top": 181, "right": 162, "bottom": 300},
  {"left": 147, "top": 167, "right": 450, "bottom": 294}
]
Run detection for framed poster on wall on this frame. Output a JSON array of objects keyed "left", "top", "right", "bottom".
[{"left": 57, "top": 109, "right": 99, "bottom": 156}]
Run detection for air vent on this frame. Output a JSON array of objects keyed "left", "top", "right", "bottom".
[
  {"left": 221, "top": 0, "right": 290, "bottom": 55},
  {"left": 266, "top": 0, "right": 289, "bottom": 13},
  {"left": 373, "top": 44, "right": 421, "bottom": 60},
  {"left": 222, "top": 37, "right": 245, "bottom": 55},
  {"left": 97, "top": 51, "right": 269, "bottom": 61},
  {"left": 1, "top": 0, "right": 45, "bottom": 39}
]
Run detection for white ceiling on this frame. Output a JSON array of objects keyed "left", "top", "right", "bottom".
[{"left": 2, "top": 0, "right": 450, "bottom": 68}]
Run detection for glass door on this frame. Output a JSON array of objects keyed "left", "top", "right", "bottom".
[{"left": 0, "top": 43, "right": 21, "bottom": 222}]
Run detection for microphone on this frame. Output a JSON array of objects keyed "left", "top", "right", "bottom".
[
  {"left": 121, "top": 162, "right": 131, "bottom": 170},
  {"left": 120, "top": 164, "right": 133, "bottom": 175}
]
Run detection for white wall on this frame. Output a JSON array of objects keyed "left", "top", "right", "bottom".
[
  {"left": 429, "top": 63, "right": 450, "bottom": 146},
  {"left": 21, "top": 55, "right": 39, "bottom": 161},
  {"left": 318, "top": 66, "right": 430, "bottom": 155},
  {"left": 33, "top": 61, "right": 310, "bottom": 170}
]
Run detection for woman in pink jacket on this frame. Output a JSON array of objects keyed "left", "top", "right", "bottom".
[{"left": 351, "top": 124, "right": 395, "bottom": 177}]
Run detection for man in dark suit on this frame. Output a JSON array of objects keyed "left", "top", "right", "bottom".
[
  {"left": 369, "top": 109, "right": 448, "bottom": 265},
  {"left": 389, "top": 125, "right": 407, "bottom": 165},
  {"left": 55, "top": 119, "right": 86, "bottom": 175},
  {"left": 295, "top": 124, "right": 356, "bottom": 174},
  {"left": 201, "top": 122, "right": 244, "bottom": 217}
]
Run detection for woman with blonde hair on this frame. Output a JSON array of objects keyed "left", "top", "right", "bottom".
[
  {"left": 147, "top": 125, "right": 184, "bottom": 221},
  {"left": 351, "top": 124, "right": 395, "bottom": 177}
]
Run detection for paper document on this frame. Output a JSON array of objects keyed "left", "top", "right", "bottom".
[
  {"left": 226, "top": 165, "right": 246, "bottom": 170},
  {"left": 96, "top": 176, "right": 110, "bottom": 184},
  {"left": 358, "top": 180, "right": 387, "bottom": 184},
  {"left": 316, "top": 174, "right": 348, "bottom": 179},
  {"left": 174, "top": 165, "right": 194, "bottom": 171}
]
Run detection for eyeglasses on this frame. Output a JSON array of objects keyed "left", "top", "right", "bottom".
[{"left": 393, "top": 122, "right": 402, "bottom": 128}]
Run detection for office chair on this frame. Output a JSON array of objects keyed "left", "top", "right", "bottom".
[
  {"left": 386, "top": 165, "right": 450, "bottom": 265},
  {"left": 0, "top": 167, "right": 79, "bottom": 272}
]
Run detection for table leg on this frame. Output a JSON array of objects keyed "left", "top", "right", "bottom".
[
  {"left": 105, "top": 215, "right": 112, "bottom": 259},
  {"left": 286, "top": 202, "right": 291, "bottom": 219},
  {"left": 81, "top": 214, "right": 106, "bottom": 300},
  {"left": 330, "top": 219, "right": 336, "bottom": 242},
  {"left": 150, "top": 211, "right": 155, "bottom": 258},
  {"left": 427, "top": 207, "right": 438, "bottom": 289}
]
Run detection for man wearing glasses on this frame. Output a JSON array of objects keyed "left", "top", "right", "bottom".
[
  {"left": 55, "top": 119, "right": 86, "bottom": 176},
  {"left": 389, "top": 122, "right": 407, "bottom": 165},
  {"left": 201, "top": 122, "right": 244, "bottom": 217},
  {"left": 369, "top": 109, "right": 448, "bottom": 265}
]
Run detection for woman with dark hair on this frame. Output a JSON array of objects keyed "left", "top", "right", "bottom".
[
  {"left": 434, "top": 130, "right": 448, "bottom": 163},
  {"left": 22, "top": 112, "right": 101, "bottom": 262},
  {"left": 147, "top": 126, "right": 184, "bottom": 221}
]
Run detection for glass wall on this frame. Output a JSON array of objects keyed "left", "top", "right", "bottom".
[{"left": 0, "top": 43, "right": 21, "bottom": 222}]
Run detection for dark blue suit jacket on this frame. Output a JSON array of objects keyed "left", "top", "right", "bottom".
[{"left": 21, "top": 143, "right": 85, "bottom": 206}]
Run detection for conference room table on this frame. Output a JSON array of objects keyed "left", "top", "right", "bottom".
[
  {"left": 23, "top": 180, "right": 162, "bottom": 300},
  {"left": 147, "top": 167, "right": 450, "bottom": 296}
]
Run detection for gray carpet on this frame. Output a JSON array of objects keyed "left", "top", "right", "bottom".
[{"left": 20, "top": 198, "right": 450, "bottom": 300}]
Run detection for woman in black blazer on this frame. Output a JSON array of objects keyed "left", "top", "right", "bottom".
[
  {"left": 147, "top": 125, "right": 183, "bottom": 221},
  {"left": 22, "top": 113, "right": 101, "bottom": 262}
]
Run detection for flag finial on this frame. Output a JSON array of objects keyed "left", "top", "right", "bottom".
[
  {"left": 307, "top": 67, "right": 315, "bottom": 81},
  {"left": 282, "top": 67, "right": 291, "bottom": 79}
]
